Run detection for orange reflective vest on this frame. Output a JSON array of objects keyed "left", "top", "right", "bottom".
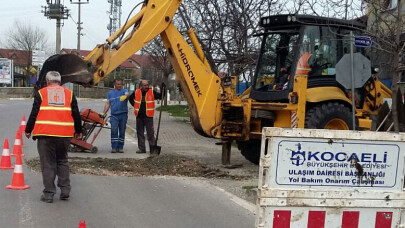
[
  {"left": 295, "top": 52, "right": 312, "bottom": 76},
  {"left": 134, "top": 89, "right": 155, "bottom": 117},
  {"left": 32, "top": 85, "right": 75, "bottom": 137}
]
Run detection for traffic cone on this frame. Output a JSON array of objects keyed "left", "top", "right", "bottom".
[
  {"left": 6, "top": 153, "right": 29, "bottom": 190},
  {"left": 78, "top": 220, "right": 87, "bottom": 228},
  {"left": 0, "top": 138, "right": 13, "bottom": 169},
  {"left": 19, "top": 115, "right": 26, "bottom": 133},
  {"left": 11, "top": 130, "right": 24, "bottom": 157},
  {"left": 18, "top": 128, "right": 24, "bottom": 147}
]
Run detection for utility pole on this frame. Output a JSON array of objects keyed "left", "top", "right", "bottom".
[
  {"left": 69, "top": 0, "right": 89, "bottom": 98},
  {"left": 70, "top": 0, "right": 89, "bottom": 51},
  {"left": 42, "top": 0, "right": 69, "bottom": 54}
]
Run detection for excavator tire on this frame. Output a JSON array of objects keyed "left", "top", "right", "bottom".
[
  {"left": 305, "top": 102, "right": 354, "bottom": 130},
  {"left": 237, "top": 139, "right": 261, "bottom": 165}
]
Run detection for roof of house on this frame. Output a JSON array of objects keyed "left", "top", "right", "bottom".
[
  {"left": 62, "top": 48, "right": 158, "bottom": 69},
  {"left": 0, "top": 48, "right": 31, "bottom": 66},
  {"left": 132, "top": 54, "right": 157, "bottom": 68}
]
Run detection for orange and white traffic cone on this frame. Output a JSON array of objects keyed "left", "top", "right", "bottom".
[
  {"left": 18, "top": 127, "right": 24, "bottom": 147},
  {"left": 6, "top": 153, "right": 29, "bottom": 190},
  {"left": 0, "top": 138, "right": 13, "bottom": 169},
  {"left": 11, "top": 130, "right": 24, "bottom": 157},
  {"left": 78, "top": 220, "right": 87, "bottom": 228},
  {"left": 19, "top": 115, "right": 26, "bottom": 133}
]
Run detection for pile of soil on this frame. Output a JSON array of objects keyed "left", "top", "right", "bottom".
[{"left": 26, "top": 154, "right": 245, "bottom": 180}]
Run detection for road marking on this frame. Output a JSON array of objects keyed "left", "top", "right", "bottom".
[{"left": 19, "top": 193, "right": 34, "bottom": 227}]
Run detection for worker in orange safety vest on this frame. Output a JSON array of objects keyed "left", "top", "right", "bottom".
[
  {"left": 129, "top": 80, "right": 162, "bottom": 155},
  {"left": 25, "top": 71, "right": 82, "bottom": 203}
]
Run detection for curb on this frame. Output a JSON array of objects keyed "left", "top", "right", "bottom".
[
  {"left": 126, "top": 124, "right": 137, "bottom": 138},
  {"left": 77, "top": 98, "right": 107, "bottom": 101},
  {"left": 8, "top": 98, "right": 33, "bottom": 101},
  {"left": 214, "top": 185, "right": 257, "bottom": 214}
]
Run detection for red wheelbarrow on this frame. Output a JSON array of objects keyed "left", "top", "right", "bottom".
[{"left": 69, "top": 109, "right": 110, "bottom": 153}]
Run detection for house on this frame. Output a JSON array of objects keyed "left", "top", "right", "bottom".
[{"left": 0, "top": 48, "right": 33, "bottom": 87}]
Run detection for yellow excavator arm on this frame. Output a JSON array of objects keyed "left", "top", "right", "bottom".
[
  {"left": 81, "top": 0, "right": 222, "bottom": 137},
  {"left": 85, "top": 0, "right": 177, "bottom": 83}
]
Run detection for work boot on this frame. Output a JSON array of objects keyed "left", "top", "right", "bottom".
[
  {"left": 60, "top": 193, "right": 70, "bottom": 201},
  {"left": 136, "top": 150, "right": 146, "bottom": 154},
  {"left": 111, "top": 149, "right": 118, "bottom": 153},
  {"left": 40, "top": 194, "right": 53, "bottom": 203},
  {"left": 117, "top": 149, "right": 124, "bottom": 153}
]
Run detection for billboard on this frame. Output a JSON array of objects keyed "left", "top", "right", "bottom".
[{"left": 0, "top": 58, "right": 13, "bottom": 84}]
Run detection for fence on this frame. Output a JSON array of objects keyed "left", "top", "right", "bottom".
[{"left": 0, "top": 87, "right": 111, "bottom": 99}]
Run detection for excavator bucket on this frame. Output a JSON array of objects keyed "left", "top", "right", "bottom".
[{"left": 36, "top": 54, "right": 93, "bottom": 90}]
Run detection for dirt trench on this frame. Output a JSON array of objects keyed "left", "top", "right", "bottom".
[{"left": 26, "top": 154, "right": 248, "bottom": 180}]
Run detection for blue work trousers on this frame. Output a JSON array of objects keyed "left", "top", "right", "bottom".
[{"left": 110, "top": 113, "right": 128, "bottom": 150}]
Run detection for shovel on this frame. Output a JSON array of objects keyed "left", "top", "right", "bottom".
[{"left": 151, "top": 83, "right": 166, "bottom": 155}]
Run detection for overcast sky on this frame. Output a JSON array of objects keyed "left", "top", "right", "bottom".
[{"left": 1, "top": 0, "right": 143, "bottom": 53}]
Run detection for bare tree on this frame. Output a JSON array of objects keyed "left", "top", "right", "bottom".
[
  {"left": 6, "top": 21, "right": 48, "bottom": 51},
  {"left": 140, "top": 36, "right": 172, "bottom": 104},
  {"left": 364, "top": 0, "right": 405, "bottom": 132},
  {"left": 179, "top": 0, "right": 281, "bottom": 82},
  {"left": 142, "top": 38, "right": 172, "bottom": 86},
  {"left": 5, "top": 21, "right": 48, "bottom": 86},
  {"left": 283, "top": 0, "right": 364, "bottom": 19}
]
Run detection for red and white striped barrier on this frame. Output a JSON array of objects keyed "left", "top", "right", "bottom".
[{"left": 267, "top": 209, "right": 394, "bottom": 228}]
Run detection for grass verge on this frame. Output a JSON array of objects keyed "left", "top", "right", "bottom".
[{"left": 159, "top": 105, "right": 190, "bottom": 117}]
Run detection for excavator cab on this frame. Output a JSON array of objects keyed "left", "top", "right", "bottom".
[{"left": 250, "top": 14, "right": 366, "bottom": 102}]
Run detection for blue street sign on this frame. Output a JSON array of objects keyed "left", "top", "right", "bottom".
[{"left": 354, "top": 36, "right": 374, "bottom": 47}]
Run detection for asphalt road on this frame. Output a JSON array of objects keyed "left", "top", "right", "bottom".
[{"left": 0, "top": 100, "right": 255, "bottom": 228}]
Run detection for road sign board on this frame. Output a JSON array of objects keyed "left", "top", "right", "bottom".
[
  {"left": 32, "top": 50, "right": 46, "bottom": 56},
  {"left": 32, "top": 50, "right": 47, "bottom": 66},
  {"left": 354, "top": 36, "right": 373, "bottom": 47},
  {"left": 336, "top": 53, "right": 371, "bottom": 89}
]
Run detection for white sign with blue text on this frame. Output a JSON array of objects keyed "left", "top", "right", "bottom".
[{"left": 267, "top": 136, "right": 403, "bottom": 189}]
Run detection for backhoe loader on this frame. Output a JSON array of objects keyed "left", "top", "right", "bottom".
[{"left": 36, "top": 1, "right": 392, "bottom": 164}]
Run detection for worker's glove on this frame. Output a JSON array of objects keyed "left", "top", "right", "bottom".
[
  {"left": 99, "top": 112, "right": 106, "bottom": 118},
  {"left": 119, "top": 95, "right": 127, "bottom": 101}
]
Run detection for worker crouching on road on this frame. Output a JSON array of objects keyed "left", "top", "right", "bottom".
[
  {"left": 101, "top": 79, "right": 129, "bottom": 153},
  {"left": 129, "top": 80, "right": 161, "bottom": 154},
  {"left": 25, "top": 71, "right": 82, "bottom": 203}
]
